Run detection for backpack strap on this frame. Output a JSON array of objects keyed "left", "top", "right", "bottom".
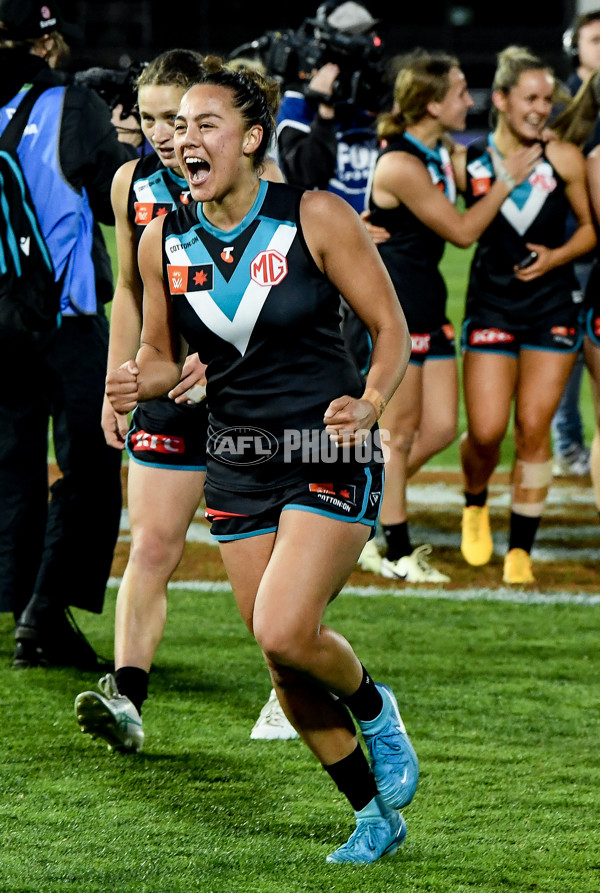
[{"left": 0, "top": 83, "right": 49, "bottom": 152}]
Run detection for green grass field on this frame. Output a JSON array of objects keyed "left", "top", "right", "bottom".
[
  {"left": 4, "top": 229, "right": 597, "bottom": 891},
  {"left": 1, "top": 587, "right": 598, "bottom": 892}
]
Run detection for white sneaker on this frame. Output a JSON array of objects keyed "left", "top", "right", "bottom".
[
  {"left": 380, "top": 545, "right": 450, "bottom": 583},
  {"left": 74, "top": 673, "right": 144, "bottom": 753},
  {"left": 552, "top": 444, "right": 590, "bottom": 477},
  {"left": 250, "top": 689, "right": 299, "bottom": 740},
  {"left": 358, "top": 539, "right": 382, "bottom": 573}
]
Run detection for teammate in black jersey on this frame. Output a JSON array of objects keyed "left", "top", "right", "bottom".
[
  {"left": 75, "top": 51, "right": 288, "bottom": 753},
  {"left": 460, "top": 46, "right": 596, "bottom": 585},
  {"left": 106, "top": 56, "right": 418, "bottom": 865},
  {"left": 362, "top": 50, "right": 540, "bottom": 585},
  {"left": 74, "top": 50, "right": 210, "bottom": 754}
]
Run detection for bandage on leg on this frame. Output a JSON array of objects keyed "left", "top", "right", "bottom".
[{"left": 511, "top": 459, "right": 553, "bottom": 517}]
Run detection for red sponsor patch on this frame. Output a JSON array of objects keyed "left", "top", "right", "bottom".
[
  {"left": 131, "top": 430, "right": 185, "bottom": 454},
  {"left": 309, "top": 483, "right": 356, "bottom": 503},
  {"left": 594, "top": 316, "right": 600, "bottom": 338},
  {"left": 411, "top": 333, "right": 431, "bottom": 354},
  {"left": 204, "top": 507, "right": 249, "bottom": 520},
  {"left": 472, "top": 177, "right": 491, "bottom": 196},
  {"left": 134, "top": 202, "right": 173, "bottom": 225},
  {"left": 469, "top": 328, "right": 515, "bottom": 345},
  {"left": 442, "top": 323, "right": 455, "bottom": 340},
  {"left": 550, "top": 326, "right": 576, "bottom": 337},
  {"left": 167, "top": 264, "right": 213, "bottom": 294},
  {"left": 250, "top": 249, "right": 288, "bottom": 286}
]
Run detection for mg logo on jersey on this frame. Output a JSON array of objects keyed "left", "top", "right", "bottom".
[
  {"left": 530, "top": 170, "right": 556, "bottom": 193},
  {"left": 250, "top": 249, "right": 288, "bottom": 286}
]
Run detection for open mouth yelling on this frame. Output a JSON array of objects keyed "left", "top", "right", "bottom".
[{"left": 185, "top": 155, "right": 210, "bottom": 186}]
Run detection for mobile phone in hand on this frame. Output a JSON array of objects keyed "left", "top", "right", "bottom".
[{"left": 516, "top": 251, "right": 538, "bottom": 269}]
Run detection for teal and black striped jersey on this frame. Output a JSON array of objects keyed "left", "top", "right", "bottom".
[
  {"left": 464, "top": 136, "right": 579, "bottom": 320},
  {"left": 368, "top": 132, "right": 455, "bottom": 331},
  {"left": 128, "top": 153, "right": 191, "bottom": 246},
  {"left": 161, "top": 180, "right": 364, "bottom": 435}
]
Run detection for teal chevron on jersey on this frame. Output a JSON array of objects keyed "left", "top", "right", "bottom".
[{"left": 164, "top": 181, "right": 298, "bottom": 352}]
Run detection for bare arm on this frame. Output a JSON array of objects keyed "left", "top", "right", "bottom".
[
  {"left": 105, "top": 215, "right": 184, "bottom": 414},
  {"left": 106, "top": 160, "right": 145, "bottom": 373},
  {"left": 300, "top": 191, "right": 411, "bottom": 441},
  {"left": 372, "top": 144, "right": 541, "bottom": 249},
  {"left": 101, "top": 159, "right": 143, "bottom": 447}
]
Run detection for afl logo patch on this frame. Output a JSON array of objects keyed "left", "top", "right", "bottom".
[{"left": 250, "top": 249, "right": 288, "bottom": 286}]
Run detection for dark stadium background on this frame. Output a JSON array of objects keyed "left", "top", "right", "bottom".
[{"left": 61, "top": 0, "right": 581, "bottom": 127}]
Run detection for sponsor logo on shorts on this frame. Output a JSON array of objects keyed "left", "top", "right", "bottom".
[
  {"left": 550, "top": 326, "right": 577, "bottom": 347},
  {"left": 168, "top": 263, "right": 214, "bottom": 294},
  {"left": 593, "top": 316, "right": 600, "bottom": 338},
  {"left": 411, "top": 333, "right": 431, "bottom": 354},
  {"left": 309, "top": 482, "right": 356, "bottom": 511},
  {"left": 134, "top": 202, "right": 173, "bottom": 225},
  {"left": 369, "top": 491, "right": 381, "bottom": 507},
  {"left": 208, "top": 426, "right": 279, "bottom": 465},
  {"left": 469, "top": 327, "right": 514, "bottom": 345},
  {"left": 131, "top": 430, "right": 185, "bottom": 454},
  {"left": 442, "top": 323, "right": 455, "bottom": 340},
  {"left": 204, "top": 507, "right": 249, "bottom": 521}
]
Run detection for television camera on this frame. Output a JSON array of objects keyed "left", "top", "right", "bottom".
[
  {"left": 74, "top": 61, "right": 148, "bottom": 119},
  {"left": 228, "top": 10, "right": 385, "bottom": 109}
]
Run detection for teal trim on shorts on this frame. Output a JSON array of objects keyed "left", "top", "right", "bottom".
[
  {"left": 211, "top": 525, "right": 278, "bottom": 542},
  {"left": 282, "top": 503, "right": 375, "bottom": 526}
]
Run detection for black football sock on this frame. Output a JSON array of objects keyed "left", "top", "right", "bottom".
[
  {"left": 323, "top": 743, "right": 379, "bottom": 812},
  {"left": 339, "top": 665, "right": 383, "bottom": 722},
  {"left": 508, "top": 512, "right": 540, "bottom": 554},
  {"left": 382, "top": 521, "right": 412, "bottom": 561},
  {"left": 114, "top": 666, "right": 149, "bottom": 715},
  {"left": 464, "top": 488, "right": 487, "bottom": 508}
]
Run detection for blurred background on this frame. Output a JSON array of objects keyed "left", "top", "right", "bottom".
[{"left": 61, "top": 0, "right": 584, "bottom": 111}]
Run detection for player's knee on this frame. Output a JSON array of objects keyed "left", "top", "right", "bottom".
[
  {"left": 129, "top": 528, "right": 184, "bottom": 574},
  {"left": 255, "top": 622, "right": 309, "bottom": 669}
]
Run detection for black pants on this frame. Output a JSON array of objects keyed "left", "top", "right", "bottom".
[{"left": 0, "top": 311, "right": 122, "bottom": 620}]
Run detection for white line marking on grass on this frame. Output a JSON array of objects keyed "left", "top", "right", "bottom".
[{"left": 106, "top": 577, "right": 600, "bottom": 606}]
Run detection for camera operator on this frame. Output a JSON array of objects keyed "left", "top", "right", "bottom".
[
  {"left": 275, "top": 2, "right": 382, "bottom": 212},
  {"left": 274, "top": 2, "right": 389, "bottom": 381}
]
